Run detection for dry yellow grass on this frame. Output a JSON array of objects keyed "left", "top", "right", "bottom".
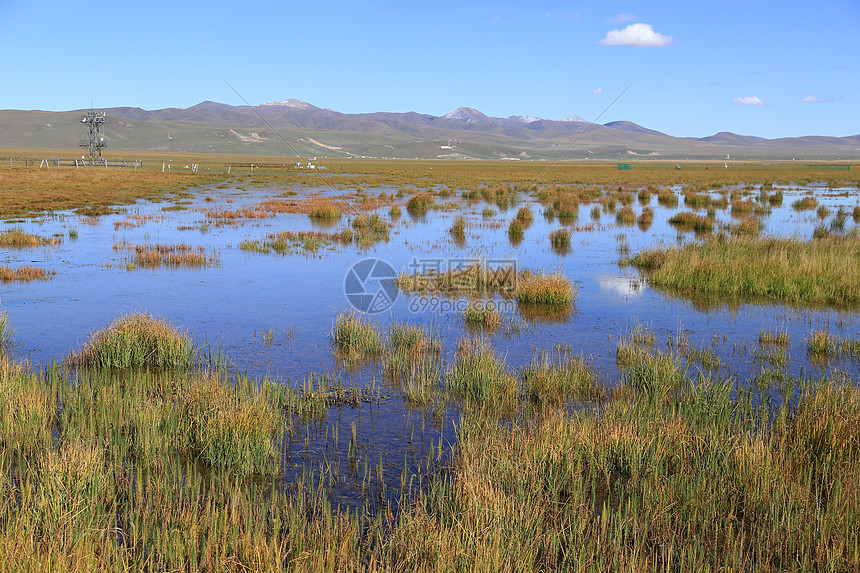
[
  {"left": 0, "top": 167, "right": 223, "bottom": 217},
  {"left": 0, "top": 265, "right": 53, "bottom": 282}
]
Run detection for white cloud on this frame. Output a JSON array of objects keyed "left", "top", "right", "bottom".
[
  {"left": 592, "top": 87, "right": 604, "bottom": 94},
  {"left": 608, "top": 13, "right": 636, "bottom": 24},
  {"left": 732, "top": 96, "right": 765, "bottom": 106},
  {"left": 800, "top": 94, "right": 836, "bottom": 103},
  {"left": 599, "top": 23, "right": 673, "bottom": 48}
]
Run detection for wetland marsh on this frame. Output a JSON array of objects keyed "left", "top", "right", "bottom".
[{"left": 1, "top": 158, "right": 858, "bottom": 570}]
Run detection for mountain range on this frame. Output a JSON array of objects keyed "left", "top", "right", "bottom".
[{"left": 1, "top": 99, "right": 858, "bottom": 160}]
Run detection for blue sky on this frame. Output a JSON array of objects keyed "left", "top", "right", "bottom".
[{"left": 1, "top": 0, "right": 857, "bottom": 138}]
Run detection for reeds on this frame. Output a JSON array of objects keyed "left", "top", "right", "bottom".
[
  {"left": 67, "top": 312, "right": 197, "bottom": 369},
  {"left": 629, "top": 234, "right": 860, "bottom": 305}
]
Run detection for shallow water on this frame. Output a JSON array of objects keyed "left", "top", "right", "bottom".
[{"left": 2, "top": 177, "right": 858, "bottom": 507}]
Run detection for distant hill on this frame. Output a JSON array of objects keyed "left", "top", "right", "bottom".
[{"left": 1, "top": 100, "right": 858, "bottom": 160}]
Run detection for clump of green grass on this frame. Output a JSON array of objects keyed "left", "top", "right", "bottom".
[
  {"left": 508, "top": 218, "right": 525, "bottom": 243},
  {"left": 684, "top": 191, "right": 713, "bottom": 209},
  {"left": 389, "top": 205, "right": 402, "bottom": 219},
  {"left": 759, "top": 329, "right": 790, "bottom": 347},
  {"left": 521, "top": 351, "right": 601, "bottom": 406},
  {"left": 638, "top": 188, "right": 652, "bottom": 204},
  {"left": 792, "top": 195, "right": 818, "bottom": 211},
  {"left": 352, "top": 213, "right": 390, "bottom": 245},
  {"left": 618, "top": 345, "right": 683, "bottom": 393},
  {"left": 68, "top": 228, "right": 79, "bottom": 239},
  {"left": 727, "top": 216, "right": 762, "bottom": 236},
  {"left": 407, "top": 192, "right": 435, "bottom": 214},
  {"left": 384, "top": 322, "right": 441, "bottom": 404},
  {"left": 806, "top": 330, "right": 836, "bottom": 361},
  {"left": 307, "top": 200, "right": 342, "bottom": 220},
  {"left": 630, "top": 322, "right": 656, "bottom": 347},
  {"left": 0, "top": 310, "right": 12, "bottom": 351},
  {"left": 389, "top": 322, "right": 441, "bottom": 355},
  {"left": 398, "top": 264, "right": 517, "bottom": 296},
  {"left": 68, "top": 313, "right": 196, "bottom": 369},
  {"left": 767, "top": 189, "right": 784, "bottom": 206},
  {"left": 637, "top": 207, "right": 654, "bottom": 228},
  {"left": 445, "top": 337, "right": 518, "bottom": 406},
  {"left": 462, "top": 305, "right": 501, "bottom": 330},
  {"left": 195, "top": 378, "right": 282, "bottom": 474},
  {"left": 449, "top": 216, "right": 466, "bottom": 241},
  {"left": 549, "top": 228, "right": 571, "bottom": 254},
  {"left": 0, "top": 227, "right": 60, "bottom": 248},
  {"left": 515, "top": 206, "right": 534, "bottom": 225},
  {"left": 331, "top": 311, "right": 384, "bottom": 360},
  {"left": 628, "top": 234, "right": 860, "bottom": 305},
  {"left": 481, "top": 207, "right": 496, "bottom": 218},
  {"left": 837, "top": 336, "right": 860, "bottom": 360},
  {"left": 590, "top": 205, "right": 601, "bottom": 221},
  {"left": 0, "top": 265, "right": 53, "bottom": 282},
  {"left": 615, "top": 205, "right": 636, "bottom": 225},
  {"left": 731, "top": 198, "right": 755, "bottom": 215},
  {"left": 668, "top": 211, "right": 714, "bottom": 232},
  {"left": 555, "top": 200, "right": 579, "bottom": 222},
  {"left": 616, "top": 192, "right": 635, "bottom": 206},
  {"left": 657, "top": 189, "right": 679, "bottom": 207},
  {"left": 516, "top": 271, "right": 575, "bottom": 305}
]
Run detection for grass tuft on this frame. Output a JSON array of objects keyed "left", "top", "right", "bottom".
[
  {"left": 549, "top": 228, "right": 571, "bottom": 254},
  {"left": 331, "top": 311, "right": 384, "bottom": 360},
  {"left": 445, "top": 337, "right": 518, "bottom": 407},
  {"left": 628, "top": 234, "right": 860, "bottom": 305},
  {"left": 521, "top": 351, "right": 602, "bottom": 406},
  {"left": 516, "top": 271, "right": 575, "bottom": 305},
  {"left": 0, "top": 265, "right": 53, "bottom": 282},
  {"left": 0, "top": 227, "right": 60, "bottom": 248},
  {"left": 68, "top": 313, "right": 196, "bottom": 369}
]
